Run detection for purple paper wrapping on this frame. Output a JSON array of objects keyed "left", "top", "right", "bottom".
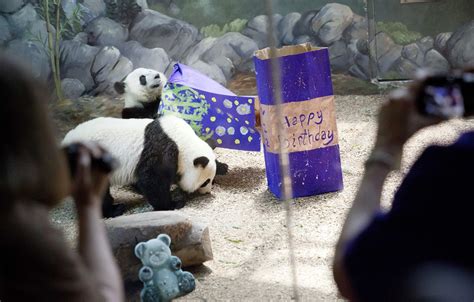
[
  {"left": 159, "top": 64, "right": 261, "bottom": 151},
  {"left": 254, "top": 44, "right": 344, "bottom": 199}
]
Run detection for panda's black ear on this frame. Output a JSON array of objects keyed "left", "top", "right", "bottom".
[
  {"left": 193, "top": 156, "right": 209, "bottom": 168},
  {"left": 114, "top": 81, "right": 125, "bottom": 94}
]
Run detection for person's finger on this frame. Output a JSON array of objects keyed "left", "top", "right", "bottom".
[
  {"left": 76, "top": 146, "right": 92, "bottom": 188},
  {"left": 80, "top": 141, "right": 103, "bottom": 159}
]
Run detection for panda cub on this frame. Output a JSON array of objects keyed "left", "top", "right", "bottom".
[
  {"left": 63, "top": 115, "right": 227, "bottom": 217},
  {"left": 114, "top": 68, "right": 167, "bottom": 119}
]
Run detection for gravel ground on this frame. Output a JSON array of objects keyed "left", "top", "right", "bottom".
[{"left": 50, "top": 94, "right": 474, "bottom": 301}]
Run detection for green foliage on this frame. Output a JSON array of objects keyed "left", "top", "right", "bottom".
[
  {"left": 200, "top": 18, "right": 248, "bottom": 38},
  {"left": 376, "top": 21, "right": 422, "bottom": 45},
  {"left": 34, "top": 1, "right": 83, "bottom": 40},
  {"left": 105, "top": 0, "right": 141, "bottom": 25}
]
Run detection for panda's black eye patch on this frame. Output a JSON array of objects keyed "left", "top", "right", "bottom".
[
  {"left": 140, "top": 75, "right": 147, "bottom": 86},
  {"left": 200, "top": 179, "right": 210, "bottom": 188}
]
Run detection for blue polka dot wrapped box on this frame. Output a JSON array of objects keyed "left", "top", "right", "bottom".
[{"left": 159, "top": 63, "right": 261, "bottom": 151}]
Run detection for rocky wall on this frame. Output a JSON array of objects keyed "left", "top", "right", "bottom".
[{"left": 0, "top": 0, "right": 473, "bottom": 99}]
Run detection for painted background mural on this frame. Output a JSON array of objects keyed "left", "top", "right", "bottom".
[{"left": 0, "top": 0, "right": 473, "bottom": 103}]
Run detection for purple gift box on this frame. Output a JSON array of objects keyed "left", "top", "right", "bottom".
[{"left": 254, "top": 43, "right": 344, "bottom": 199}]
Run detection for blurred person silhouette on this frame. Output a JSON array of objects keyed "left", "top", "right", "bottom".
[
  {"left": 333, "top": 69, "right": 474, "bottom": 301},
  {"left": 0, "top": 56, "right": 124, "bottom": 301}
]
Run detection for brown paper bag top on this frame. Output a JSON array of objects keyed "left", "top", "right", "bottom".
[{"left": 254, "top": 43, "right": 327, "bottom": 60}]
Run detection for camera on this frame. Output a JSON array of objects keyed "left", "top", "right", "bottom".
[
  {"left": 63, "top": 143, "right": 119, "bottom": 177},
  {"left": 417, "top": 71, "right": 474, "bottom": 118}
]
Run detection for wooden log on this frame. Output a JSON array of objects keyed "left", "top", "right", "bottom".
[{"left": 105, "top": 211, "right": 213, "bottom": 282}]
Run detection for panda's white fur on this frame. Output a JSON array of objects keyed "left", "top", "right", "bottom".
[
  {"left": 121, "top": 68, "right": 167, "bottom": 108},
  {"left": 62, "top": 115, "right": 216, "bottom": 196}
]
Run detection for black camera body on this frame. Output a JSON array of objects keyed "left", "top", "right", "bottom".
[
  {"left": 63, "top": 143, "right": 118, "bottom": 177},
  {"left": 417, "top": 72, "right": 474, "bottom": 119}
]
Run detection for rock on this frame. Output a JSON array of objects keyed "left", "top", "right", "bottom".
[
  {"left": 355, "top": 38, "right": 369, "bottom": 55},
  {"left": 73, "top": 32, "right": 88, "bottom": 43},
  {"left": 241, "top": 14, "right": 282, "bottom": 49},
  {"left": 329, "top": 40, "right": 351, "bottom": 72},
  {"left": 117, "top": 40, "right": 170, "bottom": 73},
  {"left": 130, "top": 9, "right": 199, "bottom": 60},
  {"left": 136, "top": 0, "right": 148, "bottom": 9},
  {"left": 60, "top": 40, "right": 100, "bottom": 91},
  {"left": 349, "top": 53, "right": 371, "bottom": 80},
  {"left": 377, "top": 44, "right": 402, "bottom": 75},
  {"left": 85, "top": 17, "right": 128, "bottom": 47},
  {"left": 396, "top": 57, "right": 418, "bottom": 78},
  {"left": 105, "top": 211, "right": 213, "bottom": 283},
  {"left": 446, "top": 21, "right": 474, "bottom": 69},
  {"left": 424, "top": 49, "right": 450, "bottom": 74},
  {"left": 311, "top": 3, "right": 353, "bottom": 45},
  {"left": 189, "top": 60, "right": 227, "bottom": 86},
  {"left": 370, "top": 32, "right": 396, "bottom": 58},
  {"left": 61, "top": 78, "right": 86, "bottom": 99},
  {"left": 5, "top": 39, "right": 51, "bottom": 80},
  {"left": 0, "top": 0, "right": 24, "bottom": 13},
  {"left": 293, "top": 10, "right": 318, "bottom": 37},
  {"left": 402, "top": 43, "right": 424, "bottom": 66},
  {"left": 26, "top": 20, "right": 56, "bottom": 46},
  {"left": 278, "top": 12, "right": 301, "bottom": 45},
  {"left": 82, "top": 0, "right": 106, "bottom": 19},
  {"left": 343, "top": 14, "right": 368, "bottom": 42},
  {"left": 434, "top": 32, "right": 452, "bottom": 55},
  {"left": 293, "top": 35, "right": 312, "bottom": 45},
  {"left": 416, "top": 36, "right": 434, "bottom": 54},
  {"left": 7, "top": 3, "right": 39, "bottom": 38},
  {"left": 182, "top": 37, "right": 217, "bottom": 66},
  {"left": 0, "top": 16, "right": 12, "bottom": 45},
  {"left": 201, "top": 32, "right": 258, "bottom": 78},
  {"left": 90, "top": 46, "right": 133, "bottom": 94}
]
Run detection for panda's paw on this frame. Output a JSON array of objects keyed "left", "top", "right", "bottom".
[
  {"left": 103, "top": 203, "right": 126, "bottom": 218},
  {"left": 216, "top": 161, "right": 229, "bottom": 175}
]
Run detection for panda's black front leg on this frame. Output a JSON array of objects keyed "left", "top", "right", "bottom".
[
  {"left": 102, "top": 186, "right": 126, "bottom": 218},
  {"left": 137, "top": 166, "right": 176, "bottom": 211}
]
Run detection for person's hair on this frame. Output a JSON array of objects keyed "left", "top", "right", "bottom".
[{"left": 0, "top": 55, "right": 69, "bottom": 208}]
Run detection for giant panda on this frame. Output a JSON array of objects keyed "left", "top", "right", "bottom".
[
  {"left": 62, "top": 115, "right": 228, "bottom": 218},
  {"left": 114, "top": 68, "right": 168, "bottom": 119}
]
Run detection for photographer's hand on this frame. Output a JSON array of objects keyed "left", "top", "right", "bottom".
[{"left": 69, "top": 142, "right": 124, "bottom": 301}]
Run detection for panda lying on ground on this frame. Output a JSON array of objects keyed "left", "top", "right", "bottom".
[
  {"left": 114, "top": 68, "right": 167, "bottom": 119},
  {"left": 63, "top": 115, "right": 228, "bottom": 218}
]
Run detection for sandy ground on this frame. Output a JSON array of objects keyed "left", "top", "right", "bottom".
[{"left": 50, "top": 94, "right": 474, "bottom": 301}]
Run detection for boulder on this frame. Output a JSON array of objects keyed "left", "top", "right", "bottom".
[
  {"left": 416, "top": 36, "right": 434, "bottom": 55},
  {"left": 293, "top": 35, "right": 312, "bottom": 45},
  {"left": 130, "top": 9, "right": 199, "bottom": 60},
  {"left": 0, "top": 16, "right": 12, "bottom": 45},
  {"left": 311, "top": 3, "right": 353, "bottom": 45},
  {"left": 201, "top": 32, "right": 258, "bottom": 78},
  {"left": 396, "top": 57, "right": 418, "bottom": 78},
  {"left": 26, "top": 20, "right": 56, "bottom": 46},
  {"left": 424, "top": 49, "right": 450, "bottom": 74},
  {"left": 370, "top": 32, "right": 396, "bottom": 59},
  {"left": 85, "top": 17, "right": 128, "bottom": 47},
  {"left": 7, "top": 3, "right": 39, "bottom": 38},
  {"left": 278, "top": 12, "right": 301, "bottom": 45},
  {"left": 401, "top": 43, "right": 424, "bottom": 66},
  {"left": 117, "top": 40, "right": 170, "bottom": 73},
  {"left": 61, "top": 78, "right": 86, "bottom": 99},
  {"left": 182, "top": 37, "right": 217, "bottom": 66},
  {"left": 446, "top": 21, "right": 474, "bottom": 69},
  {"left": 329, "top": 40, "right": 351, "bottom": 72},
  {"left": 0, "top": 0, "right": 24, "bottom": 13},
  {"left": 82, "top": 0, "right": 106, "bottom": 19},
  {"left": 90, "top": 46, "right": 133, "bottom": 94},
  {"left": 105, "top": 211, "right": 213, "bottom": 283},
  {"left": 73, "top": 32, "right": 88, "bottom": 43},
  {"left": 189, "top": 60, "right": 227, "bottom": 86},
  {"left": 293, "top": 10, "right": 318, "bottom": 37},
  {"left": 60, "top": 40, "right": 100, "bottom": 91},
  {"left": 349, "top": 53, "right": 371, "bottom": 80},
  {"left": 377, "top": 44, "right": 402, "bottom": 75},
  {"left": 434, "top": 32, "right": 452, "bottom": 55},
  {"left": 5, "top": 39, "right": 51, "bottom": 80},
  {"left": 343, "top": 14, "right": 368, "bottom": 42},
  {"left": 241, "top": 14, "right": 282, "bottom": 49}
]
